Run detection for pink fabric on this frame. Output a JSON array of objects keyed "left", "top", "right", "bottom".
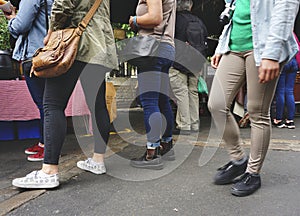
[
  {"left": 294, "top": 33, "right": 300, "bottom": 69},
  {"left": 0, "top": 80, "right": 90, "bottom": 121}
]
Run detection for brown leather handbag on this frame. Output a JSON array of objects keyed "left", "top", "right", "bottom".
[{"left": 31, "top": 0, "right": 102, "bottom": 78}]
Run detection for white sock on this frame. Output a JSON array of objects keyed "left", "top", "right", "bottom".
[
  {"left": 38, "top": 143, "right": 44, "bottom": 148},
  {"left": 90, "top": 158, "right": 104, "bottom": 165}
]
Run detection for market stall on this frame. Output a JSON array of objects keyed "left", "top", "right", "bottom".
[{"left": 0, "top": 80, "right": 90, "bottom": 140}]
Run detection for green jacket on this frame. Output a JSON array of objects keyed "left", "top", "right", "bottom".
[{"left": 50, "top": 0, "right": 118, "bottom": 69}]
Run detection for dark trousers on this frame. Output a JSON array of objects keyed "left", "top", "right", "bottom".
[
  {"left": 43, "top": 61, "right": 110, "bottom": 165},
  {"left": 275, "top": 57, "right": 298, "bottom": 120},
  {"left": 22, "top": 61, "right": 45, "bottom": 144}
]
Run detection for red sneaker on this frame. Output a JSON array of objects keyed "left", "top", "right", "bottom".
[
  {"left": 27, "top": 149, "right": 44, "bottom": 162},
  {"left": 25, "top": 143, "right": 44, "bottom": 155}
]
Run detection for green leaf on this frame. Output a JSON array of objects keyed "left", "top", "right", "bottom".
[{"left": 0, "top": 14, "right": 11, "bottom": 50}]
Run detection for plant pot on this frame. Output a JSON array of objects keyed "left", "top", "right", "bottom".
[{"left": 0, "top": 50, "right": 19, "bottom": 80}]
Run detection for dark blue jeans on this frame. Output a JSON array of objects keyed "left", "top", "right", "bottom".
[
  {"left": 22, "top": 61, "right": 45, "bottom": 144},
  {"left": 43, "top": 61, "right": 110, "bottom": 165},
  {"left": 275, "top": 57, "right": 298, "bottom": 120},
  {"left": 137, "top": 42, "right": 175, "bottom": 148}
]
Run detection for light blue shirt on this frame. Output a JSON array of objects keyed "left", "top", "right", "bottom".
[
  {"left": 8, "top": 0, "right": 53, "bottom": 61},
  {"left": 215, "top": 0, "right": 299, "bottom": 66}
]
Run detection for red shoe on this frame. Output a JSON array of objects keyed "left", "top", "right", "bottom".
[
  {"left": 25, "top": 143, "right": 44, "bottom": 155},
  {"left": 27, "top": 149, "right": 44, "bottom": 162}
]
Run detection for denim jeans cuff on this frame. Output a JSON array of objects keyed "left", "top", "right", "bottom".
[
  {"left": 161, "top": 137, "right": 172, "bottom": 142},
  {"left": 147, "top": 141, "right": 160, "bottom": 149}
]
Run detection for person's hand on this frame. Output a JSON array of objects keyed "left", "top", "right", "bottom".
[
  {"left": 211, "top": 54, "right": 222, "bottom": 69},
  {"left": 3, "top": 6, "right": 16, "bottom": 20},
  {"left": 43, "top": 30, "right": 52, "bottom": 45},
  {"left": 129, "top": 16, "right": 136, "bottom": 32},
  {"left": 258, "top": 59, "right": 280, "bottom": 83},
  {"left": 129, "top": 16, "right": 134, "bottom": 27}
]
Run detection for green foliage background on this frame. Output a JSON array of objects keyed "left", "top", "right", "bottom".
[
  {"left": 0, "top": 14, "right": 10, "bottom": 50},
  {"left": 112, "top": 23, "right": 135, "bottom": 39}
]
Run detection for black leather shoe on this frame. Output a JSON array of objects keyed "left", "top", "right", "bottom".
[
  {"left": 130, "top": 148, "right": 163, "bottom": 170},
  {"left": 231, "top": 172, "right": 261, "bottom": 197},
  {"left": 214, "top": 158, "right": 248, "bottom": 185},
  {"left": 160, "top": 140, "right": 175, "bottom": 161}
]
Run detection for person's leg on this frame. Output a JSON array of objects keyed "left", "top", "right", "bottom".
[
  {"left": 188, "top": 74, "right": 200, "bottom": 131},
  {"left": 159, "top": 62, "right": 174, "bottom": 139},
  {"left": 136, "top": 54, "right": 174, "bottom": 148},
  {"left": 130, "top": 43, "right": 174, "bottom": 168},
  {"left": 138, "top": 69, "right": 162, "bottom": 144},
  {"left": 77, "top": 64, "right": 110, "bottom": 174},
  {"left": 169, "top": 68, "right": 190, "bottom": 130},
  {"left": 23, "top": 61, "right": 45, "bottom": 146},
  {"left": 80, "top": 64, "right": 110, "bottom": 155},
  {"left": 208, "top": 52, "right": 247, "bottom": 161},
  {"left": 159, "top": 92, "right": 174, "bottom": 139},
  {"left": 284, "top": 70, "right": 297, "bottom": 122},
  {"left": 12, "top": 61, "right": 84, "bottom": 189},
  {"left": 130, "top": 44, "right": 174, "bottom": 168},
  {"left": 156, "top": 43, "right": 175, "bottom": 143},
  {"left": 230, "top": 52, "right": 281, "bottom": 197},
  {"left": 129, "top": 69, "right": 164, "bottom": 169},
  {"left": 245, "top": 53, "right": 279, "bottom": 174},
  {"left": 275, "top": 72, "right": 286, "bottom": 122},
  {"left": 158, "top": 57, "right": 176, "bottom": 160},
  {"left": 42, "top": 61, "right": 84, "bottom": 174},
  {"left": 208, "top": 52, "right": 248, "bottom": 185},
  {"left": 22, "top": 61, "right": 45, "bottom": 161}
]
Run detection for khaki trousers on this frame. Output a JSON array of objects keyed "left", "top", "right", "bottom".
[
  {"left": 208, "top": 51, "right": 280, "bottom": 173},
  {"left": 169, "top": 68, "right": 199, "bottom": 131}
]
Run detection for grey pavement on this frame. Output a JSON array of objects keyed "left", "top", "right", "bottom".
[{"left": 1, "top": 110, "right": 300, "bottom": 216}]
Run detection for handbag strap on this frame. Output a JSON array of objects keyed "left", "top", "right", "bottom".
[
  {"left": 43, "top": 0, "right": 49, "bottom": 32},
  {"left": 78, "top": 0, "right": 103, "bottom": 30},
  {"left": 160, "top": 8, "right": 173, "bottom": 37}
]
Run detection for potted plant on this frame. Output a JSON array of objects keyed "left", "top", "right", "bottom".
[
  {"left": 0, "top": 12, "right": 19, "bottom": 79},
  {"left": 0, "top": 13, "right": 10, "bottom": 50}
]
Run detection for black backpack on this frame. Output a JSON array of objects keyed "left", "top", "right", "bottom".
[
  {"left": 180, "top": 11, "right": 208, "bottom": 57},
  {"left": 173, "top": 11, "right": 208, "bottom": 75}
]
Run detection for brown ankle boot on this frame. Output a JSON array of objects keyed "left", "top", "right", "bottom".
[
  {"left": 130, "top": 147, "right": 163, "bottom": 170},
  {"left": 146, "top": 148, "right": 158, "bottom": 160},
  {"left": 160, "top": 140, "right": 175, "bottom": 161}
]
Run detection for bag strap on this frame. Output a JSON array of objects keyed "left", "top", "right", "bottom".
[
  {"left": 43, "top": 0, "right": 49, "bottom": 32},
  {"left": 78, "top": 0, "right": 103, "bottom": 30},
  {"left": 161, "top": 7, "right": 173, "bottom": 37},
  {"left": 153, "top": 3, "right": 174, "bottom": 56}
]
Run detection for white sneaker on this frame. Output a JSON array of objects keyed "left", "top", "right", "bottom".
[
  {"left": 12, "top": 170, "right": 59, "bottom": 189},
  {"left": 77, "top": 158, "right": 106, "bottom": 175}
]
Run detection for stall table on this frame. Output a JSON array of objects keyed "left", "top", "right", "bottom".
[{"left": 0, "top": 80, "right": 90, "bottom": 140}]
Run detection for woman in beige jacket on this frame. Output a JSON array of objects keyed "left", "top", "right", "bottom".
[{"left": 12, "top": 0, "right": 118, "bottom": 189}]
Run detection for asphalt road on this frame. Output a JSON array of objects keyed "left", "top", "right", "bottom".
[
  {"left": 2, "top": 111, "right": 300, "bottom": 216},
  {"left": 6, "top": 147, "right": 300, "bottom": 216}
]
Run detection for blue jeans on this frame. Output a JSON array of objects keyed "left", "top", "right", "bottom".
[
  {"left": 43, "top": 61, "right": 110, "bottom": 165},
  {"left": 275, "top": 57, "right": 298, "bottom": 120},
  {"left": 22, "top": 61, "right": 45, "bottom": 144},
  {"left": 137, "top": 42, "right": 175, "bottom": 149}
]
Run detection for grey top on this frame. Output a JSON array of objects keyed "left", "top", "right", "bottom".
[{"left": 136, "top": 0, "right": 176, "bottom": 47}]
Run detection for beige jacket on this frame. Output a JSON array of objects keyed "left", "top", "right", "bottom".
[{"left": 50, "top": 0, "right": 118, "bottom": 69}]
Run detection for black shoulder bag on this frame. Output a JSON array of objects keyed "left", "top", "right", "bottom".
[{"left": 118, "top": 8, "right": 173, "bottom": 68}]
